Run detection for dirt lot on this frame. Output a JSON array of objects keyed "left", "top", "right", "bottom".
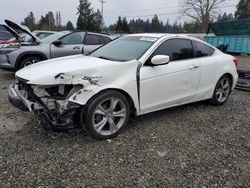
[{"left": 0, "top": 59, "right": 250, "bottom": 187}]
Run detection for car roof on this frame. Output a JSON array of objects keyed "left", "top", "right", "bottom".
[
  {"left": 69, "top": 30, "right": 112, "bottom": 38},
  {"left": 129, "top": 33, "right": 179, "bottom": 38},
  {"left": 128, "top": 33, "right": 205, "bottom": 39},
  {"left": 32, "top": 30, "right": 58, "bottom": 34}
]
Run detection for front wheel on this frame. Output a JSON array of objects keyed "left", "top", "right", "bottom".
[
  {"left": 19, "top": 56, "right": 42, "bottom": 70},
  {"left": 81, "top": 91, "right": 131, "bottom": 140},
  {"left": 210, "top": 75, "right": 232, "bottom": 105}
]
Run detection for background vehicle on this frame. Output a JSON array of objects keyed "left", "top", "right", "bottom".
[
  {"left": 8, "top": 34, "right": 238, "bottom": 140},
  {"left": 4, "top": 30, "right": 57, "bottom": 44},
  {"left": 0, "top": 20, "right": 112, "bottom": 71},
  {"left": 0, "top": 30, "right": 13, "bottom": 41}
]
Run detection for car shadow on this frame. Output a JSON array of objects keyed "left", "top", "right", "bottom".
[{"left": 24, "top": 100, "right": 215, "bottom": 143}]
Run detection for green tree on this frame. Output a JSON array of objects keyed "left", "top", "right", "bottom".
[
  {"left": 115, "top": 16, "right": 123, "bottom": 32},
  {"left": 66, "top": 21, "right": 74, "bottom": 30},
  {"left": 151, "top": 14, "right": 160, "bottom": 32},
  {"left": 76, "top": 0, "right": 101, "bottom": 31},
  {"left": 217, "top": 12, "right": 234, "bottom": 22},
  {"left": 235, "top": 0, "right": 250, "bottom": 19},
  {"left": 95, "top": 9, "right": 103, "bottom": 30},
  {"left": 21, "top": 12, "right": 36, "bottom": 31},
  {"left": 38, "top": 11, "right": 55, "bottom": 31},
  {"left": 121, "top": 17, "right": 130, "bottom": 33}
]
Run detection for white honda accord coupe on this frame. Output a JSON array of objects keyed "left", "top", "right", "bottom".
[{"left": 8, "top": 34, "right": 238, "bottom": 140}]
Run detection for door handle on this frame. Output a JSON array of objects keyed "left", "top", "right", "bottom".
[
  {"left": 73, "top": 47, "right": 80, "bottom": 50},
  {"left": 189, "top": 64, "right": 199, "bottom": 70}
]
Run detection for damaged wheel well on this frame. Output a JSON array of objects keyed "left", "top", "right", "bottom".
[{"left": 86, "top": 88, "right": 136, "bottom": 115}]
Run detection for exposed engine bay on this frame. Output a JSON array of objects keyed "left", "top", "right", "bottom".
[{"left": 11, "top": 77, "right": 84, "bottom": 130}]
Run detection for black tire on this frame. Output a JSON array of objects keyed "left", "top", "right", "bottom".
[
  {"left": 80, "top": 90, "right": 131, "bottom": 140},
  {"left": 210, "top": 75, "right": 232, "bottom": 106},
  {"left": 19, "top": 56, "right": 42, "bottom": 70}
]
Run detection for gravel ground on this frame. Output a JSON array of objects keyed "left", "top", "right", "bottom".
[{"left": 0, "top": 64, "right": 250, "bottom": 187}]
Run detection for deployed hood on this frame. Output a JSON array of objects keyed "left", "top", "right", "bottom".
[
  {"left": 5, "top": 20, "right": 40, "bottom": 43},
  {"left": 0, "top": 24, "right": 20, "bottom": 41},
  {"left": 16, "top": 55, "right": 139, "bottom": 85}
]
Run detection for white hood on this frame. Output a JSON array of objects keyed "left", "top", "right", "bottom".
[{"left": 16, "top": 55, "right": 139, "bottom": 85}]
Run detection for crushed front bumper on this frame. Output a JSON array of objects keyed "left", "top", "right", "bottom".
[{"left": 8, "top": 84, "right": 31, "bottom": 111}]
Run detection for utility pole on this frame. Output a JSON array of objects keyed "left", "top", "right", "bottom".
[{"left": 100, "top": 0, "right": 106, "bottom": 31}]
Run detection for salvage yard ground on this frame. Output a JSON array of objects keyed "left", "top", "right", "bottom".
[{"left": 0, "top": 57, "right": 250, "bottom": 187}]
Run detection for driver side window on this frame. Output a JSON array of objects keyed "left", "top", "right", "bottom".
[
  {"left": 60, "top": 32, "right": 85, "bottom": 45},
  {"left": 151, "top": 39, "right": 194, "bottom": 62}
]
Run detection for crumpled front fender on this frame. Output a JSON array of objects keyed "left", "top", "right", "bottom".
[{"left": 68, "top": 85, "right": 102, "bottom": 105}]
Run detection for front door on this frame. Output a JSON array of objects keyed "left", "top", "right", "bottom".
[
  {"left": 50, "top": 32, "right": 85, "bottom": 58},
  {"left": 140, "top": 38, "right": 201, "bottom": 113}
]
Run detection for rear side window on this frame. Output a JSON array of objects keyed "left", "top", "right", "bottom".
[
  {"left": 100, "top": 36, "right": 111, "bottom": 44},
  {"left": 192, "top": 41, "right": 215, "bottom": 57},
  {"left": 36, "top": 33, "right": 53, "bottom": 40},
  {"left": 153, "top": 39, "right": 193, "bottom": 61},
  {"left": 60, "top": 32, "right": 85, "bottom": 45},
  {"left": 84, "top": 34, "right": 100, "bottom": 45}
]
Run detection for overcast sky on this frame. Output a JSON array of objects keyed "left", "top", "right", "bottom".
[{"left": 0, "top": 0, "right": 239, "bottom": 27}]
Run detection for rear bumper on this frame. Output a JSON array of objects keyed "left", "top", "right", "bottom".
[{"left": 8, "top": 84, "right": 30, "bottom": 111}]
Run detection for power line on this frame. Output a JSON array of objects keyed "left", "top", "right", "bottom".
[{"left": 104, "top": 4, "right": 237, "bottom": 19}]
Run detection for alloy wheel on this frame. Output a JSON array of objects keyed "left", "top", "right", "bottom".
[
  {"left": 23, "top": 59, "right": 40, "bottom": 67},
  {"left": 215, "top": 78, "right": 231, "bottom": 103},
  {"left": 92, "top": 97, "right": 127, "bottom": 136}
]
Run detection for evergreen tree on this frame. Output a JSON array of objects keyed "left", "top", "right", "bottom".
[
  {"left": 217, "top": 12, "right": 234, "bottom": 22},
  {"left": 38, "top": 12, "right": 55, "bottom": 31},
  {"left": 95, "top": 9, "right": 103, "bottom": 30},
  {"left": 151, "top": 14, "right": 160, "bottom": 32},
  {"left": 115, "top": 16, "right": 123, "bottom": 32},
  {"left": 235, "top": 0, "right": 250, "bottom": 19},
  {"left": 121, "top": 17, "right": 130, "bottom": 33},
  {"left": 76, "top": 0, "right": 101, "bottom": 31},
  {"left": 22, "top": 12, "right": 36, "bottom": 31},
  {"left": 66, "top": 21, "right": 74, "bottom": 30}
]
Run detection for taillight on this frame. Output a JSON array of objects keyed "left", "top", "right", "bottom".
[{"left": 233, "top": 56, "right": 239, "bottom": 68}]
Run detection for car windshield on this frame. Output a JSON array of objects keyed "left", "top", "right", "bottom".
[
  {"left": 90, "top": 36, "right": 157, "bottom": 62},
  {"left": 40, "top": 33, "right": 66, "bottom": 43}
]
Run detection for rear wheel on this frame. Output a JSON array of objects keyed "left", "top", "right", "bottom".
[
  {"left": 19, "top": 56, "right": 42, "bottom": 70},
  {"left": 81, "top": 91, "right": 130, "bottom": 140},
  {"left": 210, "top": 75, "right": 232, "bottom": 105}
]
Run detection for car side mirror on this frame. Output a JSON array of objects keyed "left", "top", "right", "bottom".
[
  {"left": 52, "top": 40, "right": 62, "bottom": 46},
  {"left": 151, "top": 55, "right": 170, "bottom": 66}
]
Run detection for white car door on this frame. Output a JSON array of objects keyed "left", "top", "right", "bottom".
[{"left": 140, "top": 38, "right": 201, "bottom": 113}]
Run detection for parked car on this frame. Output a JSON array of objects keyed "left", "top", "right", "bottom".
[
  {"left": 0, "top": 20, "right": 57, "bottom": 46},
  {"left": 3, "top": 30, "right": 57, "bottom": 44},
  {"left": 8, "top": 34, "right": 238, "bottom": 140},
  {"left": 0, "top": 20, "right": 112, "bottom": 71},
  {"left": 0, "top": 25, "right": 13, "bottom": 41},
  {"left": 0, "top": 30, "right": 57, "bottom": 47},
  {"left": 0, "top": 30, "right": 13, "bottom": 41}
]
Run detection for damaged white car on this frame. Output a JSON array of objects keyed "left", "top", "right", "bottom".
[{"left": 8, "top": 34, "right": 238, "bottom": 140}]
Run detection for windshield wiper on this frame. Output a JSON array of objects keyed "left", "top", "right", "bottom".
[{"left": 98, "top": 56, "right": 112, "bottom": 60}]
